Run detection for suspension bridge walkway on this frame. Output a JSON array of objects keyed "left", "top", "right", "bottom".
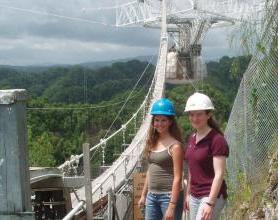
[{"left": 1, "top": 0, "right": 277, "bottom": 219}]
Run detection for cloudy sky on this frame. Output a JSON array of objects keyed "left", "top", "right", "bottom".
[{"left": 0, "top": 0, "right": 241, "bottom": 66}]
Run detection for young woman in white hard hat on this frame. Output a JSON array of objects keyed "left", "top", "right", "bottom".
[
  {"left": 138, "top": 98, "right": 184, "bottom": 220},
  {"left": 183, "top": 92, "right": 229, "bottom": 220}
]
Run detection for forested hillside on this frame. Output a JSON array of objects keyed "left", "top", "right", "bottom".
[
  {"left": 0, "top": 56, "right": 250, "bottom": 167},
  {"left": 0, "top": 60, "right": 152, "bottom": 103},
  {"left": 166, "top": 55, "right": 251, "bottom": 138},
  {"left": 0, "top": 60, "right": 154, "bottom": 166}
]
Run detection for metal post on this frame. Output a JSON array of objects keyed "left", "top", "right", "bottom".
[
  {"left": 83, "top": 143, "right": 93, "bottom": 220},
  {"left": 0, "top": 89, "right": 34, "bottom": 220},
  {"left": 108, "top": 188, "right": 120, "bottom": 220},
  {"left": 142, "top": 102, "right": 146, "bottom": 120},
  {"left": 101, "top": 139, "right": 106, "bottom": 166},
  {"left": 107, "top": 188, "right": 113, "bottom": 220},
  {"left": 161, "top": 0, "right": 167, "bottom": 38},
  {"left": 63, "top": 201, "right": 85, "bottom": 220},
  {"left": 122, "top": 125, "right": 126, "bottom": 146}
]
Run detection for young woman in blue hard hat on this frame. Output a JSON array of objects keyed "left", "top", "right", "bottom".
[
  {"left": 183, "top": 92, "right": 229, "bottom": 220},
  {"left": 138, "top": 98, "right": 184, "bottom": 220}
]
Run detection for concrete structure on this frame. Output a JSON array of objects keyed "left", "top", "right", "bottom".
[
  {"left": 30, "top": 167, "right": 71, "bottom": 219},
  {"left": 0, "top": 89, "right": 34, "bottom": 220}
]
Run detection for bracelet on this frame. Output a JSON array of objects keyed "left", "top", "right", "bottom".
[
  {"left": 169, "top": 201, "right": 176, "bottom": 205},
  {"left": 206, "top": 202, "right": 214, "bottom": 207}
]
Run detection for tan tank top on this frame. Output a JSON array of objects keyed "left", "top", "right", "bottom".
[{"left": 147, "top": 143, "right": 178, "bottom": 193}]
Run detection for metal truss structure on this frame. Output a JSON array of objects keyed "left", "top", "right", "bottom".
[
  {"left": 115, "top": 0, "right": 266, "bottom": 57},
  {"left": 116, "top": 0, "right": 266, "bottom": 27}
]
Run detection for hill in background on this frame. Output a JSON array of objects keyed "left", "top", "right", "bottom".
[{"left": 0, "top": 55, "right": 250, "bottom": 167}]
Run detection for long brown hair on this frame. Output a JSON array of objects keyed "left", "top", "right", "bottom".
[
  {"left": 206, "top": 110, "right": 223, "bottom": 135},
  {"left": 144, "top": 115, "right": 183, "bottom": 158}
]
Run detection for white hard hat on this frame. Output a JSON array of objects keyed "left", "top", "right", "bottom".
[{"left": 184, "top": 92, "right": 215, "bottom": 112}]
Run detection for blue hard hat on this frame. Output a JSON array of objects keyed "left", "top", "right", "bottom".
[{"left": 150, "top": 98, "right": 176, "bottom": 116}]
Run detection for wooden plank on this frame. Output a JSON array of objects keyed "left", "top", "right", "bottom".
[{"left": 133, "top": 172, "right": 146, "bottom": 220}]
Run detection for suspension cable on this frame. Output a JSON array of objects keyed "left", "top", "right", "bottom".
[
  {"left": 102, "top": 54, "right": 155, "bottom": 139},
  {"left": 26, "top": 90, "right": 145, "bottom": 111},
  {"left": 0, "top": 3, "right": 114, "bottom": 26}
]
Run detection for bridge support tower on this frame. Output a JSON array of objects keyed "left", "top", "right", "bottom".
[{"left": 0, "top": 89, "right": 34, "bottom": 220}]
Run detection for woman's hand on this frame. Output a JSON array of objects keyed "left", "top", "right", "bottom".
[
  {"left": 183, "top": 194, "right": 190, "bottom": 212},
  {"left": 201, "top": 203, "right": 213, "bottom": 220},
  {"left": 165, "top": 205, "right": 175, "bottom": 220},
  {"left": 138, "top": 195, "right": 146, "bottom": 209}
]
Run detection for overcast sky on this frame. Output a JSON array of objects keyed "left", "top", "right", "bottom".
[{"left": 0, "top": 0, "right": 241, "bottom": 66}]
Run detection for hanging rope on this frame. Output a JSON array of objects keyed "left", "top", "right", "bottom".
[
  {"left": 27, "top": 91, "right": 145, "bottom": 111},
  {"left": 102, "top": 54, "right": 156, "bottom": 139},
  {"left": 0, "top": 3, "right": 114, "bottom": 26}
]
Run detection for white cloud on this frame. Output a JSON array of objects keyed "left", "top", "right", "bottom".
[
  {"left": 0, "top": 35, "right": 159, "bottom": 65},
  {"left": 203, "top": 27, "right": 241, "bottom": 60},
  {"left": 0, "top": 0, "right": 240, "bottom": 65}
]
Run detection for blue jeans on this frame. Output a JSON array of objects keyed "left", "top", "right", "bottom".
[
  {"left": 145, "top": 191, "right": 183, "bottom": 220},
  {"left": 189, "top": 195, "right": 226, "bottom": 220}
]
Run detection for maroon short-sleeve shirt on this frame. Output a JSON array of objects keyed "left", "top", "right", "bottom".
[{"left": 184, "top": 129, "right": 229, "bottom": 198}]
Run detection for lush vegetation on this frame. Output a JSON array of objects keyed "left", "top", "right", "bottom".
[
  {"left": 0, "top": 60, "right": 154, "bottom": 166},
  {"left": 0, "top": 60, "right": 152, "bottom": 103},
  {"left": 0, "top": 56, "right": 250, "bottom": 167},
  {"left": 166, "top": 55, "right": 251, "bottom": 139}
]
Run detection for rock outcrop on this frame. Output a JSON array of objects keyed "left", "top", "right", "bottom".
[{"left": 249, "top": 149, "right": 278, "bottom": 220}]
